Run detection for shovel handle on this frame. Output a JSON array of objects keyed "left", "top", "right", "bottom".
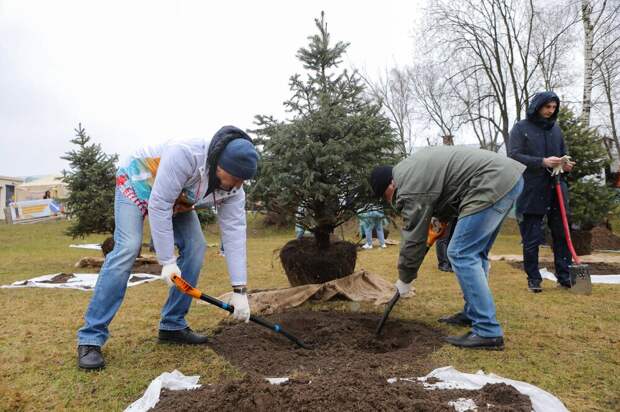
[
  {"left": 171, "top": 274, "right": 311, "bottom": 349},
  {"left": 554, "top": 176, "right": 581, "bottom": 264}
]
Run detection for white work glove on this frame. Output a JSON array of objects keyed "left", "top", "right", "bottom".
[
  {"left": 550, "top": 155, "right": 572, "bottom": 176},
  {"left": 395, "top": 279, "right": 412, "bottom": 297},
  {"left": 161, "top": 263, "right": 182, "bottom": 287},
  {"left": 229, "top": 290, "right": 251, "bottom": 323}
]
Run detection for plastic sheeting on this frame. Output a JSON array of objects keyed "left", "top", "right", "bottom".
[
  {"left": 124, "top": 370, "right": 201, "bottom": 412},
  {"left": 540, "top": 268, "right": 620, "bottom": 285},
  {"left": 1, "top": 273, "right": 160, "bottom": 291},
  {"left": 389, "top": 366, "right": 568, "bottom": 412},
  {"left": 69, "top": 244, "right": 102, "bottom": 250},
  {"left": 125, "top": 372, "right": 295, "bottom": 412}
]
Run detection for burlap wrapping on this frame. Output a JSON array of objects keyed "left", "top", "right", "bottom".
[{"left": 217, "top": 270, "right": 414, "bottom": 315}]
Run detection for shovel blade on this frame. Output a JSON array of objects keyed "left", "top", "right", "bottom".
[
  {"left": 569, "top": 264, "right": 592, "bottom": 295},
  {"left": 376, "top": 291, "right": 400, "bottom": 336}
]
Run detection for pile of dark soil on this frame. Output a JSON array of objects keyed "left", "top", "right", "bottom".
[
  {"left": 75, "top": 256, "right": 162, "bottom": 275},
  {"left": 150, "top": 310, "right": 533, "bottom": 411},
  {"left": 130, "top": 263, "right": 162, "bottom": 275},
  {"left": 570, "top": 230, "right": 592, "bottom": 255},
  {"left": 40, "top": 273, "right": 75, "bottom": 283},
  {"left": 508, "top": 261, "right": 620, "bottom": 275},
  {"left": 209, "top": 310, "right": 443, "bottom": 376},
  {"left": 153, "top": 375, "right": 531, "bottom": 412},
  {"left": 280, "top": 238, "right": 357, "bottom": 286},
  {"left": 128, "top": 275, "right": 152, "bottom": 283},
  {"left": 591, "top": 225, "right": 620, "bottom": 251}
]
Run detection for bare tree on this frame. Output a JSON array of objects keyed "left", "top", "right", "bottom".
[
  {"left": 424, "top": 0, "right": 578, "bottom": 147},
  {"left": 361, "top": 67, "right": 415, "bottom": 155},
  {"left": 581, "top": 0, "right": 620, "bottom": 126},
  {"left": 534, "top": 3, "right": 580, "bottom": 90},
  {"left": 408, "top": 62, "right": 466, "bottom": 146},
  {"left": 593, "top": 43, "right": 620, "bottom": 162},
  {"left": 452, "top": 63, "right": 505, "bottom": 151}
]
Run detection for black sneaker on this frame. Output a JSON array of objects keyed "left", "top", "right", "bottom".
[
  {"left": 158, "top": 327, "right": 209, "bottom": 345},
  {"left": 444, "top": 331, "right": 504, "bottom": 350},
  {"left": 527, "top": 280, "right": 542, "bottom": 293},
  {"left": 78, "top": 345, "right": 105, "bottom": 370},
  {"left": 438, "top": 312, "right": 472, "bottom": 327}
]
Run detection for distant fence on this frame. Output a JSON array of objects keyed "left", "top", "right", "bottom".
[{"left": 4, "top": 199, "right": 65, "bottom": 224}]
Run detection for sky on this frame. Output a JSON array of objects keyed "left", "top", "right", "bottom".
[{"left": 0, "top": 0, "right": 423, "bottom": 176}]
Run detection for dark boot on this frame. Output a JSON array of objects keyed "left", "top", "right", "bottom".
[
  {"left": 158, "top": 327, "right": 209, "bottom": 345},
  {"left": 438, "top": 263, "right": 453, "bottom": 272},
  {"left": 527, "top": 280, "right": 542, "bottom": 293},
  {"left": 444, "top": 332, "right": 504, "bottom": 350},
  {"left": 77, "top": 345, "right": 105, "bottom": 370},
  {"left": 438, "top": 311, "right": 472, "bottom": 327},
  {"left": 557, "top": 281, "right": 572, "bottom": 289}
]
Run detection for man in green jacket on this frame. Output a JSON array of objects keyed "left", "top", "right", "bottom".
[{"left": 370, "top": 146, "right": 525, "bottom": 350}]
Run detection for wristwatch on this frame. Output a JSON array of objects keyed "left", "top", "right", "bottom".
[{"left": 233, "top": 286, "right": 247, "bottom": 294}]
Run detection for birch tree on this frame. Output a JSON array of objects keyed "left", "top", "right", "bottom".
[{"left": 580, "top": 0, "right": 620, "bottom": 126}]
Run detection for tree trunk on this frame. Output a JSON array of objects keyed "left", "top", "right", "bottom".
[
  {"left": 604, "top": 81, "right": 620, "bottom": 169},
  {"left": 581, "top": 0, "right": 594, "bottom": 126},
  {"left": 314, "top": 226, "right": 332, "bottom": 250},
  {"left": 501, "top": 110, "right": 510, "bottom": 149},
  {"left": 442, "top": 134, "right": 454, "bottom": 146}
]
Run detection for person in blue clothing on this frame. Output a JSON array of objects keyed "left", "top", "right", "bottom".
[
  {"left": 358, "top": 210, "right": 387, "bottom": 249},
  {"left": 508, "top": 91, "right": 575, "bottom": 293},
  {"left": 76, "top": 126, "right": 259, "bottom": 370}
]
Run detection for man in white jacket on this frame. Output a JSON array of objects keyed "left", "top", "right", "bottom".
[{"left": 77, "top": 126, "right": 259, "bottom": 370}]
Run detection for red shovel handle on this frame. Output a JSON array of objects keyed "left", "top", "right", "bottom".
[{"left": 554, "top": 177, "right": 581, "bottom": 264}]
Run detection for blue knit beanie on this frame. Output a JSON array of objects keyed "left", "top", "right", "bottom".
[{"left": 218, "top": 138, "right": 259, "bottom": 180}]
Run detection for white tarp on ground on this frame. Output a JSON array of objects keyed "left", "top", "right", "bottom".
[
  {"left": 124, "top": 370, "right": 201, "bottom": 412},
  {"left": 389, "top": 366, "right": 569, "bottom": 412},
  {"left": 69, "top": 244, "right": 102, "bottom": 250},
  {"left": 540, "top": 268, "right": 620, "bottom": 284},
  {"left": 127, "top": 366, "right": 568, "bottom": 412},
  {"left": 1, "top": 273, "right": 160, "bottom": 290}
]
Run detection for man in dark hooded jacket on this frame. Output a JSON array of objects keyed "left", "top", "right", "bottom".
[{"left": 508, "top": 91, "right": 575, "bottom": 292}]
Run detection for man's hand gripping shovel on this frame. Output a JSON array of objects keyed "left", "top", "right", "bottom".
[
  {"left": 375, "top": 219, "right": 447, "bottom": 336},
  {"left": 170, "top": 274, "right": 312, "bottom": 349}
]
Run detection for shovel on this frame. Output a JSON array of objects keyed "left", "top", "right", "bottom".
[
  {"left": 170, "top": 274, "right": 312, "bottom": 349},
  {"left": 554, "top": 175, "right": 592, "bottom": 295},
  {"left": 375, "top": 220, "right": 447, "bottom": 335}
]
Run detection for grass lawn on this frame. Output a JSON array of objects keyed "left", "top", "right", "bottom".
[{"left": 1, "top": 217, "right": 619, "bottom": 411}]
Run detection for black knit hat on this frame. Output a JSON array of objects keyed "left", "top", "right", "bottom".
[{"left": 369, "top": 165, "right": 393, "bottom": 198}]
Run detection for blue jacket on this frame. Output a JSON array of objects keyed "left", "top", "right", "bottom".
[{"left": 508, "top": 91, "right": 568, "bottom": 215}]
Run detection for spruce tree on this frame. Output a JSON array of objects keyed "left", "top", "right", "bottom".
[
  {"left": 558, "top": 107, "right": 618, "bottom": 229},
  {"left": 61, "top": 124, "right": 118, "bottom": 238},
  {"left": 251, "top": 13, "right": 400, "bottom": 249}
]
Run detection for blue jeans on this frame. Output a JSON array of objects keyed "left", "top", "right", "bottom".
[
  {"left": 77, "top": 189, "right": 206, "bottom": 347},
  {"left": 364, "top": 220, "right": 385, "bottom": 246},
  {"left": 447, "top": 177, "right": 523, "bottom": 338},
  {"left": 295, "top": 225, "right": 305, "bottom": 239}
]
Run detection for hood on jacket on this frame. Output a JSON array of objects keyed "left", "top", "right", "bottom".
[{"left": 526, "top": 91, "right": 560, "bottom": 129}]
